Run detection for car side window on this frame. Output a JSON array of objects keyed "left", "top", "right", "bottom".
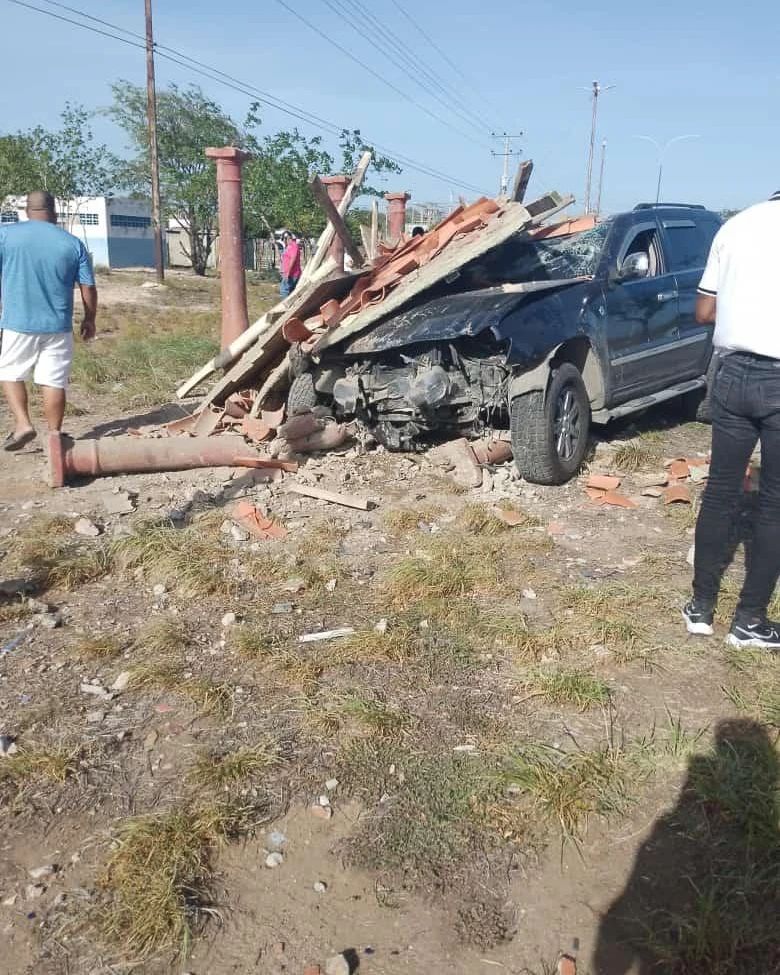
[
  {"left": 662, "top": 219, "right": 713, "bottom": 272},
  {"left": 622, "top": 226, "right": 662, "bottom": 277}
]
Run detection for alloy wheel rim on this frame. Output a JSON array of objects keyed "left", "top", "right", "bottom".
[{"left": 554, "top": 385, "right": 581, "bottom": 461}]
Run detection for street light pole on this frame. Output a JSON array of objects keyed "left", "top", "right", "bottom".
[
  {"left": 595, "top": 140, "right": 607, "bottom": 217},
  {"left": 584, "top": 81, "right": 613, "bottom": 213},
  {"left": 635, "top": 134, "right": 700, "bottom": 204}
]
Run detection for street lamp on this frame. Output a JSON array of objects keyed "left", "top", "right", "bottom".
[{"left": 635, "top": 134, "right": 700, "bottom": 204}]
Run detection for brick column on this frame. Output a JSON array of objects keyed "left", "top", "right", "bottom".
[
  {"left": 205, "top": 146, "right": 251, "bottom": 349},
  {"left": 321, "top": 174, "right": 351, "bottom": 272},
  {"left": 385, "top": 191, "right": 411, "bottom": 244}
]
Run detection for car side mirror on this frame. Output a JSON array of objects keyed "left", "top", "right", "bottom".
[{"left": 616, "top": 251, "right": 650, "bottom": 282}]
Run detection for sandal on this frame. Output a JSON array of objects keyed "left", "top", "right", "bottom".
[{"left": 3, "top": 429, "right": 38, "bottom": 452}]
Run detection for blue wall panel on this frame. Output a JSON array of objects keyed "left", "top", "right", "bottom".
[{"left": 108, "top": 236, "right": 154, "bottom": 269}]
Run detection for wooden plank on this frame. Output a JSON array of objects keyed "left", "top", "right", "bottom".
[
  {"left": 287, "top": 482, "right": 371, "bottom": 510},
  {"left": 359, "top": 224, "right": 372, "bottom": 259},
  {"left": 511, "top": 159, "right": 534, "bottom": 202},
  {"left": 314, "top": 193, "right": 573, "bottom": 353},
  {"left": 299, "top": 151, "right": 371, "bottom": 285},
  {"left": 309, "top": 174, "right": 364, "bottom": 268},
  {"left": 177, "top": 257, "right": 337, "bottom": 399},
  {"left": 370, "top": 199, "right": 379, "bottom": 260}
]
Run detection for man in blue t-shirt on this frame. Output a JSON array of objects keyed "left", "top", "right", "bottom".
[{"left": 0, "top": 190, "right": 98, "bottom": 450}]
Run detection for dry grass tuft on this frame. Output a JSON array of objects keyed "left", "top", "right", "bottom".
[
  {"left": 6, "top": 515, "right": 112, "bottom": 591},
  {"left": 383, "top": 505, "right": 442, "bottom": 534},
  {"left": 129, "top": 662, "right": 233, "bottom": 716},
  {"left": 112, "top": 518, "right": 249, "bottom": 597},
  {"left": 386, "top": 539, "right": 498, "bottom": 606},
  {"left": 612, "top": 439, "right": 662, "bottom": 473},
  {"left": 189, "top": 742, "right": 279, "bottom": 789},
  {"left": 0, "top": 744, "right": 79, "bottom": 784},
  {"left": 457, "top": 503, "right": 510, "bottom": 536},
  {"left": 134, "top": 617, "right": 188, "bottom": 656},
  {"left": 502, "top": 741, "right": 633, "bottom": 843},
  {"left": 232, "top": 624, "right": 274, "bottom": 660},
  {"left": 519, "top": 668, "right": 612, "bottom": 710},
  {"left": 99, "top": 801, "right": 256, "bottom": 959},
  {"left": 72, "top": 636, "right": 123, "bottom": 661}
]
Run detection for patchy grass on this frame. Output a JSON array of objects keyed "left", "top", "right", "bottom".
[
  {"left": 232, "top": 623, "right": 274, "bottom": 660},
  {"left": 519, "top": 668, "right": 612, "bottom": 710},
  {"left": 339, "top": 692, "right": 411, "bottom": 737},
  {"left": 327, "top": 621, "right": 420, "bottom": 666},
  {"left": 98, "top": 801, "right": 257, "bottom": 960},
  {"left": 112, "top": 518, "right": 249, "bottom": 597},
  {"left": 456, "top": 503, "right": 510, "bottom": 536},
  {"left": 134, "top": 617, "right": 189, "bottom": 657},
  {"left": 340, "top": 739, "right": 498, "bottom": 879},
  {"left": 8, "top": 515, "right": 72, "bottom": 564},
  {"left": 189, "top": 742, "right": 279, "bottom": 789},
  {"left": 5, "top": 514, "right": 112, "bottom": 592},
  {"left": 129, "top": 662, "right": 233, "bottom": 717},
  {"left": 501, "top": 741, "right": 633, "bottom": 844},
  {"left": 722, "top": 646, "right": 780, "bottom": 727},
  {"left": 383, "top": 505, "right": 442, "bottom": 534},
  {"left": 664, "top": 500, "right": 699, "bottom": 532},
  {"left": 386, "top": 539, "right": 499, "bottom": 606}
]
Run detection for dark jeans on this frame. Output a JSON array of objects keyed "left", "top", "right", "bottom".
[{"left": 694, "top": 352, "right": 780, "bottom": 619}]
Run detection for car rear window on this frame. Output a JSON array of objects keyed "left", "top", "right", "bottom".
[{"left": 662, "top": 218, "right": 719, "bottom": 272}]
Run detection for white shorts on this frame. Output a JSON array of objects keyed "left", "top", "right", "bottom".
[{"left": 0, "top": 330, "right": 74, "bottom": 389}]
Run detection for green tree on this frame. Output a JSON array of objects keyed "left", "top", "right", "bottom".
[
  {"left": 0, "top": 104, "right": 114, "bottom": 208},
  {"left": 109, "top": 81, "right": 242, "bottom": 275}
]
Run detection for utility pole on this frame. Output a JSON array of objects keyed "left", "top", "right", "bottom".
[
  {"left": 584, "top": 81, "right": 613, "bottom": 214},
  {"left": 144, "top": 0, "right": 164, "bottom": 283},
  {"left": 491, "top": 132, "right": 523, "bottom": 196},
  {"left": 595, "top": 140, "right": 607, "bottom": 217}
]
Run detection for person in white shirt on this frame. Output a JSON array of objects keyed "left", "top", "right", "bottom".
[{"left": 683, "top": 190, "right": 780, "bottom": 649}]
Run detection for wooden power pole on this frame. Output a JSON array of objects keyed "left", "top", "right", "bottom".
[{"left": 144, "top": 0, "right": 164, "bottom": 283}]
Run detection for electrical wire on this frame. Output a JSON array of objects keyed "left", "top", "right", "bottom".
[
  {"left": 387, "top": 0, "right": 503, "bottom": 131},
  {"left": 318, "top": 0, "right": 493, "bottom": 140},
  {"left": 8, "top": 0, "right": 490, "bottom": 194},
  {"left": 270, "top": 0, "right": 487, "bottom": 149}
]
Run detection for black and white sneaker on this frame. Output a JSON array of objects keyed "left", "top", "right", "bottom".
[
  {"left": 682, "top": 600, "right": 714, "bottom": 636},
  {"left": 727, "top": 619, "right": 780, "bottom": 649}
]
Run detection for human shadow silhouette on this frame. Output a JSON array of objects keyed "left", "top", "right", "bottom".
[{"left": 592, "top": 718, "right": 779, "bottom": 974}]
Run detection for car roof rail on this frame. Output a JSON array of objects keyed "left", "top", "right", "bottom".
[{"left": 633, "top": 202, "right": 706, "bottom": 210}]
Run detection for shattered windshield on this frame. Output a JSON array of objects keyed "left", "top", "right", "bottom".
[{"left": 457, "top": 220, "right": 611, "bottom": 289}]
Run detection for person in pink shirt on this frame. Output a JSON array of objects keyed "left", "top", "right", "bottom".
[{"left": 280, "top": 232, "right": 302, "bottom": 297}]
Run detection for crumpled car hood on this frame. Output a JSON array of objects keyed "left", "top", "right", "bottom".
[{"left": 339, "top": 279, "right": 588, "bottom": 356}]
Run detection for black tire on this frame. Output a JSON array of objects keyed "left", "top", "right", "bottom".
[
  {"left": 287, "top": 372, "right": 319, "bottom": 415},
  {"left": 510, "top": 362, "right": 591, "bottom": 485},
  {"left": 680, "top": 355, "right": 717, "bottom": 424}
]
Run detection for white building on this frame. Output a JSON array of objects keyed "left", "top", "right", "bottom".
[{"left": 0, "top": 195, "right": 155, "bottom": 269}]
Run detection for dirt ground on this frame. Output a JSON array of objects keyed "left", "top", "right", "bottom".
[{"left": 1, "top": 272, "right": 777, "bottom": 975}]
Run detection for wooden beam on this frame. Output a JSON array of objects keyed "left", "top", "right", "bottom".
[
  {"left": 370, "top": 198, "right": 379, "bottom": 260},
  {"left": 314, "top": 193, "right": 573, "bottom": 354},
  {"left": 511, "top": 159, "right": 534, "bottom": 203},
  {"left": 309, "top": 174, "right": 364, "bottom": 269},
  {"left": 299, "top": 151, "right": 371, "bottom": 285},
  {"left": 177, "top": 257, "right": 337, "bottom": 399}
]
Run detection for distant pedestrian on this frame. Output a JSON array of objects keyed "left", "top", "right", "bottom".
[
  {"left": 280, "top": 231, "right": 301, "bottom": 297},
  {"left": 683, "top": 190, "right": 780, "bottom": 648},
  {"left": 411, "top": 225, "right": 425, "bottom": 238},
  {"left": 0, "top": 191, "right": 97, "bottom": 451}
]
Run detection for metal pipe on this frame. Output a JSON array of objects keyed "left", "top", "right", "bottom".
[
  {"left": 48, "top": 433, "right": 267, "bottom": 487},
  {"left": 205, "top": 146, "right": 251, "bottom": 349}
]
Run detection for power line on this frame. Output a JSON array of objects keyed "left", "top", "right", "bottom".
[
  {"left": 386, "top": 0, "right": 503, "bottom": 131},
  {"left": 321, "top": 0, "right": 494, "bottom": 140},
  {"left": 271, "top": 0, "right": 487, "bottom": 149},
  {"left": 8, "top": 0, "right": 489, "bottom": 194}
]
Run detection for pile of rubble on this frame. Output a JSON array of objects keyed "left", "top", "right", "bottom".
[{"left": 49, "top": 154, "right": 577, "bottom": 488}]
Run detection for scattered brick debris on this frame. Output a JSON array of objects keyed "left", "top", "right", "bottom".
[{"left": 231, "top": 500, "right": 287, "bottom": 540}]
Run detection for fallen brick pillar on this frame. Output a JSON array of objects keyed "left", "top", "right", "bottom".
[{"left": 48, "top": 432, "right": 274, "bottom": 487}]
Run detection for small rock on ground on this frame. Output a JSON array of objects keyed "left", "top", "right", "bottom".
[{"left": 325, "top": 954, "right": 350, "bottom": 975}]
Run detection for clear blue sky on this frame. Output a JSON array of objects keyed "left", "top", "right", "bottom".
[{"left": 3, "top": 0, "right": 778, "bottom": 213}]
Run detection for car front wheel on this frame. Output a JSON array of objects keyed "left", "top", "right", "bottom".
[{"left": 510, "top": 362, "right": 591, "bottom": 485}]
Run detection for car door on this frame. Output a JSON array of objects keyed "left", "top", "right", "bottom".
[
  {"left": 659, "top": 215, "right": 719, "bottom": 377},
  {"left": 604, "top": 220, "right": 680, "bottom": 400}
]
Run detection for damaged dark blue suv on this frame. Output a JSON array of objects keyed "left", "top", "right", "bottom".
[{"left": 297, "top": 204, "right": 721, "bottom": 484}]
